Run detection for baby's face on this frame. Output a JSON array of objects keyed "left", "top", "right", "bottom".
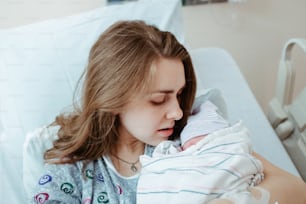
[{"left": 182, "top": 135, "right": 206, "bottom": 150}]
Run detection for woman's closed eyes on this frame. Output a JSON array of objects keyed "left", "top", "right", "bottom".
[
  {"left": 150, "top": 93, "right": 183, "bottom": 106},
  {"left": 150, "top": 94, "right": 167, "bottom": 105}
]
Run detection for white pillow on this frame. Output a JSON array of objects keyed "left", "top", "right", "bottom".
[
  {"left": 0, "top": 0, "right": 184, "bottom": 202},
  {"left": 0, "top": 0, "right": 184, "bottom": 136}
]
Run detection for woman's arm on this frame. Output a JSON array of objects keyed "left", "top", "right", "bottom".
[{"left": 254, "top": 152, "right": 306, "bottom": 204}]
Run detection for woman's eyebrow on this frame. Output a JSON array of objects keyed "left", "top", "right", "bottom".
[
  {"left": 151, "top": 84, "right": 186, "bottom": 94},
  {"left": 152, "top": 90, "right": 174, "bottom": 94}
]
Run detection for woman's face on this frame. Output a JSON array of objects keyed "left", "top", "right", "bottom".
[{"left": 118, "top": 57, "right": 186, "bottom": 146}]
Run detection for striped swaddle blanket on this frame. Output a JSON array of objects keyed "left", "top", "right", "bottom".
[{"left": 137, "top": 122, "right": 266, "bottom": 204}]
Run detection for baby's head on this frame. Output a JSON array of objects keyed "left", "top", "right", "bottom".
[{"left": 180, "top": 100, "right": 230, "bottom": 151}]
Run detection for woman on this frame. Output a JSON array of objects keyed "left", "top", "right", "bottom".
[{"left": 31, "top": 20, "right": 306, "bottom": 204}]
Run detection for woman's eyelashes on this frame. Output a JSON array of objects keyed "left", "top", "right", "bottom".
[
  {"left": 150, "top": 95, "right": 167, "bottom": 105},
  {"left": 150, "top": 92, "right": 182, "bottom": 106}
]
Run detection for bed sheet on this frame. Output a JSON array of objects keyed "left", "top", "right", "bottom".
[{"left": 191, "top": 47, "right": 300, "bottom": 177}]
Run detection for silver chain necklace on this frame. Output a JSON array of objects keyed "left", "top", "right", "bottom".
[{"left": 111, "top": 154, "right": 139, "bottom": 173}]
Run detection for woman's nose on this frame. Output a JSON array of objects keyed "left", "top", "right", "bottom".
[{"left": 166, "top": 99, "right": 183, "bottom": 120}]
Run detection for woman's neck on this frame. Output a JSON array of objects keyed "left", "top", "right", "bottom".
[{"left": 110, "top": 140, "right": 145, "bottom": 177}]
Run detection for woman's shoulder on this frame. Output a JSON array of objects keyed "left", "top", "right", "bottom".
[
  {"left": 25, "top": 124, "right": 60, "bottom": 147},
  {"left": 23, "top": 124, "right": 60, "bottom": 173}
]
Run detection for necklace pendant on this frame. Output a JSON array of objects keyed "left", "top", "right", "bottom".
[{"left": 131, "top": 164, "right": 138, "bottom": 173}]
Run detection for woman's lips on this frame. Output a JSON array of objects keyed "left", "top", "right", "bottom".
[{"left": 158, "top": 128, "right": 174, "bottom": 137}]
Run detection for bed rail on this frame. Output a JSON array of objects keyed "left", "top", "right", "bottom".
[{"left": 267, "top": 38, "right": 306, "bottom": 180}]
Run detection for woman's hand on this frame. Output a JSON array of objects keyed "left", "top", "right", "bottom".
[{"left": 254, "top": 152, "right": 306, "bottom": 204}]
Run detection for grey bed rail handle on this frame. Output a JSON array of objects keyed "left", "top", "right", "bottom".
[
  {"left": 268, "top": 38, "right": 306, "bottom": 139},
  {"left": 277, "top": 38, "right": 306, "bottom": 106}
]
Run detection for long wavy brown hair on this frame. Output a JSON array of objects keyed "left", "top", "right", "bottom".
[{"left": 44, "top": 20, "right": 197, "bottom": 164}]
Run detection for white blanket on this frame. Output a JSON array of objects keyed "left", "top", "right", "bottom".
[{"left": 137, "top": 122, "right": 267, "bottom": 204}]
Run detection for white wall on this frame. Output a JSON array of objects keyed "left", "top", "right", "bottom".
[
  {"left": 1, "top": 0, "right": 305, "bottom": 113},
  {"left": 183, "top": 1, "right": 306, "bottom": 113},
  {"left": 0, "top": 0, "right": 105, "bottom": 28}
]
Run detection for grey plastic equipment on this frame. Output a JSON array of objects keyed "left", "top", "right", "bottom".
[{"left": 267, "top": 38, "right": 306, "bottom": 180}]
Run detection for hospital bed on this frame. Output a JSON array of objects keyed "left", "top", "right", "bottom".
[{"left": 0, "top": 0, "right": 300, "bottom": 203}]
